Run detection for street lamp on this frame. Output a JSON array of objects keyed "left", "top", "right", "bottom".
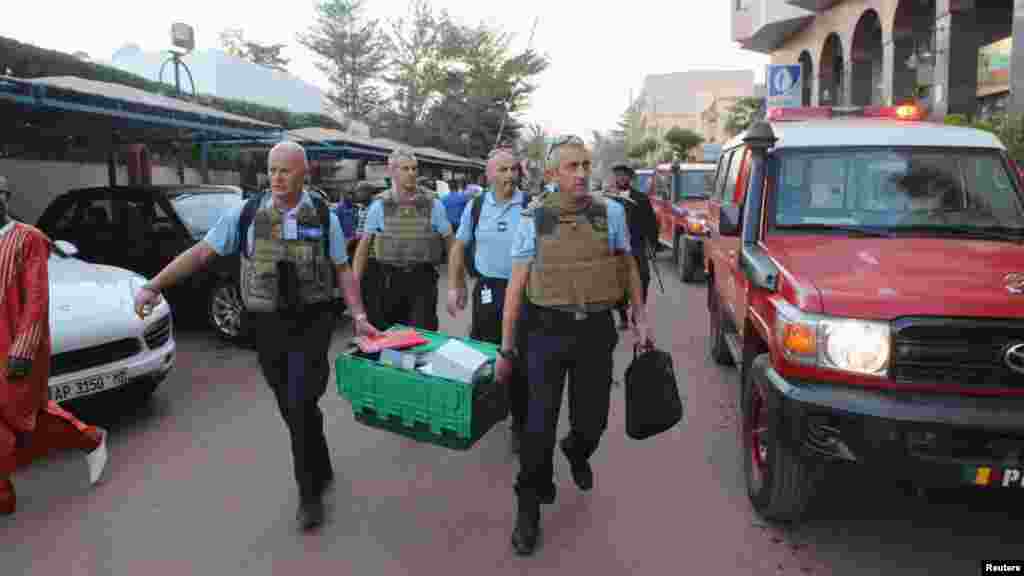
[{"left": 160, "top": 22, "right": 197, "bottom": 97}]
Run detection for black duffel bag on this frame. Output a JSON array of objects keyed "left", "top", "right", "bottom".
[{"left": 624, "top": 343, "right": 685, "bottom": 440}]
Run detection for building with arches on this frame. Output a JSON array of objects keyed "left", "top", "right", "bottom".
[{"left": 732, "top": 0, "right": 1018, "bottom": 118}]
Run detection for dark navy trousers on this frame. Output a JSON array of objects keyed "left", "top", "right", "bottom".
[
  {"left": 252, "top": 308, "right": 336, "bottom": 506},
  {"left": 516, "top": 306, "right": 618, "bottom": 496}
]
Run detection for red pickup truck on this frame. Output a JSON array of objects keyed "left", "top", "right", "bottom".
[
  {"left": 706, "top": 104, "right": 1024, "bottom": 523},
  {"left": 638, "top": 163, "right": 717, "bottom": 282}
]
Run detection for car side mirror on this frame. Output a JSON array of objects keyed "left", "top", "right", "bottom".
[
  {"left": 53, "top": 239, "right": 79, "bottom": 257},
  {"left": 719, "top": 205, "right": 742, "bottom": 236}
]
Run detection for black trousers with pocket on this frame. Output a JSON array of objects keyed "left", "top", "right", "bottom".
[
  {"left": 248, "top": 305, "right": 336, "bottom": 507},
  {"left": 363, "top": 260, "right": 440, "bottom": 332},
  {"left": 516, "top": 304, "right": 618, "bottom": 496}
]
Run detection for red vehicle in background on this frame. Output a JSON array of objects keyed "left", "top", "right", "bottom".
[
  {"left": 706, "top": 103, "right": 1024, "bottom": 524},
  {"left": 637, "top": 162, "right": 717, "bottom": 282}
]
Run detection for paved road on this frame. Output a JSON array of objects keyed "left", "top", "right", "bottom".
[{"left": 2, "top": 258, "right": 1019, "bottom": 575}]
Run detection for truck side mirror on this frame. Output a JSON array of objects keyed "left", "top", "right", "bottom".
[{"left": 719, "top": 205, "right": 742, "bottom": 236}]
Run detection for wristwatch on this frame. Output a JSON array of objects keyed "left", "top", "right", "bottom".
[{"left": 498, "top": 348, "right": 519, "bottom": 361}]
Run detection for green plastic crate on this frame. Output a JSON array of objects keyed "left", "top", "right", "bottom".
[{"left": 336, "top": 326, "right": 508, "bottom": 450}]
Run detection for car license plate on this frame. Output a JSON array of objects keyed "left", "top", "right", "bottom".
[
  {"left": 966, "top": 466, "right": 1024, "bottom": 488},
  {"left": 50, "top": 371, "right": 128, "bottom": 402}
]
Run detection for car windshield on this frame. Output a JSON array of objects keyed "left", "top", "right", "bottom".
[
  {"left": 768, "top": 147, "right": 1024, "bottom": 236},
  {"left": 677, "top": 170, "right": 714, "bottom": 200},
  {"left": 171, "top": 192, "right": 244, "bottom": 236}
]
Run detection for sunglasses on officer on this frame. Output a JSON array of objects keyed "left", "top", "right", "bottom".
[{"left": 546, "top": 135, "right": 586, "bottom": 162}]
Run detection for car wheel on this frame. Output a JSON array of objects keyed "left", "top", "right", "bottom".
[
  {"left": 707, "top": 282, "right": 733, "bottom": 366},
  {"left": 742, "top": 354, "right": 818, "bottom": 523},
  {"left": 208, "top": 280, "right": 245, "bottom": 343}
]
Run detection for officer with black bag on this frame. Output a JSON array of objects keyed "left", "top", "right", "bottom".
[
  {"left": 354, "top": 147, "right": 454, "bottom": 331},
  {"left": 495, "top": 136, "right": 653, "bottom": 556},
  {"left": 446, "top": 147, "right": 530, "bottom": 453},
  {"left": 133, "top": 142, "right": 380, "bottom": 532}
]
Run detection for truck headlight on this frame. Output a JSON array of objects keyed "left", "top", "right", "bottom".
[
  {"left": 775, "top": 301, "right": 890, "bottom": 376},
  {"left": 687, "top": 217, "right": 708, "bottom": 235}
]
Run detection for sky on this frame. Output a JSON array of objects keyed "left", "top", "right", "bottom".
[{"left": 2, "top": 0, "right": 769, "bottom": 140}]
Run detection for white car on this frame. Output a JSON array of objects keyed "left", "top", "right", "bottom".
[{"left": 47, "top": 240, "right": 175, "bottom": 404}]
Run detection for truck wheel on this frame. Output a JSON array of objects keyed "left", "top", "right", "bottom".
[
  {"left": 680, "top": 241, "right": 698, "bottom": 283},
  {"left": 707, "top": 283, "right": 733, "bottom": 366},
  {"left": 742, "top": 355, "right": 817, "bottom": 524}
]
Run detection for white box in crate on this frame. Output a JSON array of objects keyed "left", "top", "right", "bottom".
[{"left": 430, "top": 340, "right": 489, "bottom": 384}]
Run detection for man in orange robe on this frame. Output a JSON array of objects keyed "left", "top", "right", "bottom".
[{"left": 0, "top": 175, "right": 109, "bottom": 515}]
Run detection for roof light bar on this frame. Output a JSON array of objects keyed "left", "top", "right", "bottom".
[{"left": 765, "top": 104, "right": 924, "bottom": 122}]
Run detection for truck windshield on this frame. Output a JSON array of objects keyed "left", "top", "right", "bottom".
[
  {"left": 675, "top": 170, "right": 714, "bottom": 201},
  {"left": 634, "top": 173, "right": 653, "bottom": 195},
  {"left": 768, "top": 148, "right": 1024, "bottom": 235}
]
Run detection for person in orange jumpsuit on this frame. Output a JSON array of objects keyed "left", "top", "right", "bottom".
[{"left": 0, "top": 175, "right": 109, "bottom": 516}]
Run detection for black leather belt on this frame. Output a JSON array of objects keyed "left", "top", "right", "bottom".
[
  {"left": 526, "top": 302, "right": 611, "bottom": 331},
  {"left": 477, "top": 276, "right": 509, "bottom": 290},
  {"left": 377, "top": 261, "right": 434, "bottom": 274}
]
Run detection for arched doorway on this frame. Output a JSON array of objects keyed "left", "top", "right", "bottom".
[
  {"left": 892, "top": 0, "right": 936, "bottom": 105},
  {"left": 798, "top": 51, "right": 813, "bottom": 106},
  {"left": 819, "top": 33, "right": 844, "bottom": 106},
  {"left": 850, "top": 10, "right": 883, "bottom": 106}
]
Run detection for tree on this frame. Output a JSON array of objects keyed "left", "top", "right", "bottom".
[
  {"left": 724, "top": 97, "right": 764, "bottom": 136},
  {"left": 612, "top": 103, "right": 641, "bottom": 144},
  {"left": 627, "top": 138, "right": 658, "bottom": 160},
  {"left": 298, "top": 0, "right": 390, "bottom": 120},
  {"left": 380, "top": 14, "right": 549, "bottom": 158},
  {"left": 378, "top": 0, "right": 460, "bottom": 141},
  {"left": 664, "top": 127, "right": 704, "bottom": 162},
  {"left": 219, "top": 28, "right": 290, "bottom": 72}
]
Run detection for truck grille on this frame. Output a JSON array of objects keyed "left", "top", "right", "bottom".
[
  {"left": 50, "top": 339, "right": 142, "bottom": 377},
  {"left": 890, "top": 317, "right": 1024, "bottom": 388},
  {"left": 144, "top": 315, "right": 172, "bottom": 349}
]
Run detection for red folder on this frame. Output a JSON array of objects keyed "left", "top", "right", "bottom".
[{"left": 355, "top": 328, "right": 429, "bottom": 354}]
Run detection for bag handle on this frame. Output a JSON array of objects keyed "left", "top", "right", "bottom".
[{"left": 632, "top": 339, "right": 655, "bottom": 360}]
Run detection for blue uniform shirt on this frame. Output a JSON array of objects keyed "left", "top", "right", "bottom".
[
  {"left": 335, "top": 199, "right": 357, "bottom": 239},
  {"left": 510, "top": 197, "right": 631, "bottom": 263},
  {"left": 203, "top": 189, "right": 349, "bottom": 266},
  {"left": 442, "top": 189, "right": 471, "bottom": 230},
  {"left": 363, "top": 195, "right": 453, "bottom": 237},
  {"left": 455, "top": 189, "right": 526, "bottom": 280}
]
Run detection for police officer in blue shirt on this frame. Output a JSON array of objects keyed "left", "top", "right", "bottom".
[
  {"left": 353, "top": 147, "right": 454, "bottom": 331},
  {"left": 495, "top": 136, "right": 653, "bottom": 556},
  {"left": 446, "top": 147, "right": 530, "bottom": 453},
  {"left": 133, "top": 142, "right": 380, "bottom": 532}
]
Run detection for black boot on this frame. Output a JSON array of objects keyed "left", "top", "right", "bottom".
[
  {"left": 560, "top": 436, "right": 594, "bottom": 491},
  {"left": 511, "top": 491, "right": 540, "bottom": 556},
  {"left": 297, "top": 498, "right": 325, "bottom": 532}
]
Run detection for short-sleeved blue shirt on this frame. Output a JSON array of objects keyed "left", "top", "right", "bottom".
[
  {"left": 203, "top": 189, "right": 349, "bottom": 266},
  {"left": 510, "top": 197, "right": 630, "bottom": 264},
  {"left": 363, "top": 195, "right": 453, "bottom": 237},
  {"left": 455, "top": 189, "right": 526, "bottom": 280}
]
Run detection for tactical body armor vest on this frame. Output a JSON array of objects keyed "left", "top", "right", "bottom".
[
  {"left": 238, "top": 192, "right": 336, "bottom": 314},
  {"left": 371, "top": 188, "right": 444, "bottom": 265},
  {"left": 527, "top": 193, "right": 629, "bottom": 312}
]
